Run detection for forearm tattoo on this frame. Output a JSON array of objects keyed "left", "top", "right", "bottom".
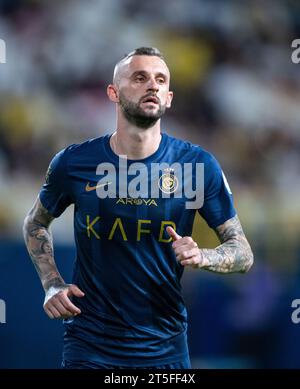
[
  {"left": 201, "top": 215, "right": 254, "bottom": 273},
  {"left": 23, "top": 198, "right": 65, "bottom": 291}
]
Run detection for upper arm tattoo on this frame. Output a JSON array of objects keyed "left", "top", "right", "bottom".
[
  {"left": 28, "top": 198, "right": 54, "bottom": 228},
  {"left": 201, "top": 215, "right": 254, "bottom": 273},
  {"left": 23, "top": 197, "right": 65, "bottom": 291}
]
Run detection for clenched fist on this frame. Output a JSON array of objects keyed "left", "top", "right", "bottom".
[{"left": 166, "top": 226, "right": 209, "bottom": 269}]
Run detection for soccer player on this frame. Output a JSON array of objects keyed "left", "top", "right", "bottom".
[{"left": 23, "top": 47, "right": 253, "bottom": 369}]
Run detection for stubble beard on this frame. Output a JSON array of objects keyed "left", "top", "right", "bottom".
[{"left": 119, "top": 91, "right": 166, "bottom": 129}]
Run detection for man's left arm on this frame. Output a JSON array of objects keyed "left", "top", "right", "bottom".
[{"left": 167, "top": 215, "right": 254, "bottom": 273}]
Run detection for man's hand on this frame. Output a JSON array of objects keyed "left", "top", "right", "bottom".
[
  {"left": 43, "top": 284, "right": 85, "bottom": 319},
  {"left": 167, "top": 216, "right": 254, "bottom": 274},
  {"left": 166, "top": 226, "right": 208, "bottom": 268}
]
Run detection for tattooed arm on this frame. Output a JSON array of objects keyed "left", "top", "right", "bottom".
[
  {"left": 23, "top": 197, "right": 84, "bottom": 318},
  {"left": 199, "top": 215, "right": 253, "bottom": 273},
  {"left": 167, "top": 215, "right": 254, "bottom": 274},
  {"left": 23, "top": 197, "right": 62, "bottom": 291}
]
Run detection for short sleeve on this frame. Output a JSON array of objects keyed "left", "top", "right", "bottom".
[
  {"left": 39, "top": 148, "right": 73, "bottom": 217},
  {"left": 198, "top": 154, "right": 236, "bottom": 229}
]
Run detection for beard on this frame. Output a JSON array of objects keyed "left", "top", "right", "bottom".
[{"left": 119, "top": 91, "right": 166, "bottom": 129}]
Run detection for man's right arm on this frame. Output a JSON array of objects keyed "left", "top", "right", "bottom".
[{"left": 23, "top": 197, "right": 84, "bottom": 319}]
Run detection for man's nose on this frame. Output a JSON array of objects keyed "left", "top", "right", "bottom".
[{"left": 146, "top": 77, "right": 159, "bottom": 91}]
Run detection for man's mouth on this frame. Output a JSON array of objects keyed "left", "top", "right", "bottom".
[{"left": 141, "top": 96, "right": 159, "bottom": 105}]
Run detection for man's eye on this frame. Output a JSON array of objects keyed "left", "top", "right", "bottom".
[
  {"left": 157, "top": 78, "right": 165, "bottom": 84},
  {"left": 136, "top": 76, "right": 145, "bottom": 82}
]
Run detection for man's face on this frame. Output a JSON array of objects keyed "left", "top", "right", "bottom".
[{"left": 112, "top": 55, "right": 173, "bottom": 128}]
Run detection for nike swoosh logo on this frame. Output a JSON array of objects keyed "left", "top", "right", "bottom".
[{"left": 85, "top": 182, "right": 112, "bottom": 192}]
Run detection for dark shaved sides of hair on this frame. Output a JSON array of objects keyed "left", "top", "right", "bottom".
[{"left": 113, "top": 47, "right": 166, "bottom": 84}]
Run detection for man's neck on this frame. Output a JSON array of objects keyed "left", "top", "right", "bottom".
[{"left": 110, "top": 121, "right": 162, "bottom": 160}]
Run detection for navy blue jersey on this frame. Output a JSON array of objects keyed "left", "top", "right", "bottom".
[{"left": 39, "top": 133, "right": 236, "bottom": 366}]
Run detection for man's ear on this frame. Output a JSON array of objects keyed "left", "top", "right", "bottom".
[
  {"left": 107, "top": 84, "right": 119, "bottom": 103},
  {"left": 166, "top": 91, "right": 173, "bottom": 108}
]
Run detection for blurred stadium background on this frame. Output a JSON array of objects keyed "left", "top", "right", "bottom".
[{"left": 1, "top": 0, "right": 300, "bottom": 368}]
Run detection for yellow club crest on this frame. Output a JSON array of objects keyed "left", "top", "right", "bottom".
[{"left": 158, "top": 168, "right": 178, "bottom": 194}]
